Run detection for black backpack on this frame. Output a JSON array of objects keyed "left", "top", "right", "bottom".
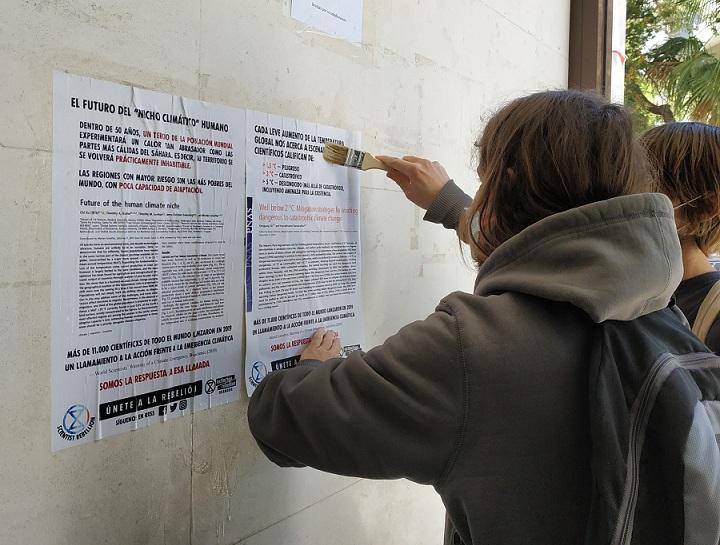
[{"left": 586, "top": 305, "right": 720, "bottom": 545}]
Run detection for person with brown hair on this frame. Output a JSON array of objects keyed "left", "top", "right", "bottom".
[
  {"left": 641, "top": 122, "right": 720, "bottom": 352},
  {"left": 247, "top": 91, "right": 711, "bottom": 544}
]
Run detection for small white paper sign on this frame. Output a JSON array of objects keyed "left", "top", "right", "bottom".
[{"left": 291, "top": 0, "right": 363, "bottom": 44}]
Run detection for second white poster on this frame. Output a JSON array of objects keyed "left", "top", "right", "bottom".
[{"left": 245, "top": 111, "right": 364, "bottom": 394}]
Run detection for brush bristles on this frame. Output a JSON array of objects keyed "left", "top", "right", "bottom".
[{"left": 323, "top": 143, "right": 350, "bottom": 165}]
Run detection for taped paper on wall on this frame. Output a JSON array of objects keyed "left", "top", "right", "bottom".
[
  {"left": 291, "top": 0, "right": 363, "bottom": 43},
  {"left": 51, "top": 72, "right": 245, "bottom": 451},
  {"left": 244, "top": 111, "right": 364, "bottom": 395}
]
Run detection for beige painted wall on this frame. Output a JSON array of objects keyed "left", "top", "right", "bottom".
[{"left": 0, "top": 1, "right": 570, "bottom": 543}]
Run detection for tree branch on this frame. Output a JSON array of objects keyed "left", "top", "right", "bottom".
[{"left": 626, "top": 81, "right": 677, "bottom": 123}]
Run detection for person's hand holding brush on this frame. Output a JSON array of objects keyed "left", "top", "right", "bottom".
[{"left": 378, "top": 155, "right": 451, "bottom": 210}]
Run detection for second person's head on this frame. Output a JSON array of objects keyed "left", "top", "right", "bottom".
[{"left": 641, "top": 122, "right": 720, "bottom": 256}]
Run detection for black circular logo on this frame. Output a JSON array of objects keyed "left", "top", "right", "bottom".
[{"left": 205, "top": 379, "right": 216, "bottom": 394}]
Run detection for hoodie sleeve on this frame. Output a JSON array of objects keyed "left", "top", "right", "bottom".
[
  {"left": 423, "top": 180, "right": 473, "bottom": 230},
  {"left": 247, "top": 300, "right": 465, "bottom": 486}
]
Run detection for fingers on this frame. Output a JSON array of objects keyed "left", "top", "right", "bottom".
[
  {"left": 320, "top": 329, "right": 338, "bottom": 350},
  {"left": 310, "top": 327, "right": 326, "bottom": 347},
  {"left": 403, "top": 156, "right": 441, "bottom": 172},
  {"left": 402, "top": 155, "right": 428, "bottom": 164},
  {"left": 375, "top": 155, "right": 398, "bottom": 167},
  {"left": 378, "top": 155, "right": 446, "bottom": 178},
  {"left": 301, "top": 329, "right": 343, "bottom": 361},
  {"left": 376, "top": 155, "right": 418, "bottom": 176},
  {"left": 378, "top": 155, "right": 450, "bottom": 210},
  {"left": 386, "top": 168, "right": 412, "bottom": 189},
  {"left": 405, "top": 156, "right": 449, "bottom": 178},
  {"left": 331, "top": 337, "right": 342, "bottom": 357}
]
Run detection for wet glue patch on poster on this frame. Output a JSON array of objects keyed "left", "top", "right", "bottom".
[
  {"left": 245, "top": 111, "right": 364, "bottom": 395},
  {"left": 291, "top": 0, "right": 363, "bottom": 44},
  {"left": 51, "top": 72, "right": 245, "bottom": 451}
]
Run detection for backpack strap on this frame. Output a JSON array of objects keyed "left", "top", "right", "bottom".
[{"left": 691, "top": 279, "right": 720, "bottom": 343}]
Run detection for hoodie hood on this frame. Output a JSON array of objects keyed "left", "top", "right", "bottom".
[{"left": 474, "top": 193, "right": 682, "bottom": 322}]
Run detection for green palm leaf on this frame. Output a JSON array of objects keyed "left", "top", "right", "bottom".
[
  {"left": 674, "top": 52, "right": 720, "bottom": 122},
  {"left": 625, "top": 0, "right": 720, "bottom": 126}
]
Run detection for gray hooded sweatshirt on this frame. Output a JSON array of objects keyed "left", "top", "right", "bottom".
[{"left": 248, "top": 186, "right": 682, "bottom": 545}]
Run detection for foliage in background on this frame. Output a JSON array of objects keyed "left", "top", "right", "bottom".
[{"left": 625, "top": 0, "right": 720, "bottom": 130}]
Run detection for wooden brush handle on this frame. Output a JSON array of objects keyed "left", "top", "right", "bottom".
[{"left": 362, "top": 153, "right": 387, "bottom": 171}]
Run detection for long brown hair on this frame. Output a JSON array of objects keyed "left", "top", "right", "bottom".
[
  {"left": 641, "top": 122, "right": 720, "bottom": 255},
  {"left": 464, "top": 90, "right": 654, "bottom": 263}
]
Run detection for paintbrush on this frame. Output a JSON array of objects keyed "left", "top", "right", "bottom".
[{"left": 323, "top": 143, "right": 387, "bottom": 171}]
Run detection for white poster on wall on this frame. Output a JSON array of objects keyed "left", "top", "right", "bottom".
[
  {"left": 291, "top": 0, "right": 363, "bottom": 43},
  {"left": 51, "top": 72, "right": 245, "bottom": 451},
  {"left": 245, "top": 111, "right": 364, "bottom": 395}
]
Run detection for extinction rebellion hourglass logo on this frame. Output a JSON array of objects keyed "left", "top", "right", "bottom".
[
  {"left": 249, "top": 361, "right": 268, "bottom": 388},
  {"left": 57, "top": 404, "right": 96, "bottom": 442}
]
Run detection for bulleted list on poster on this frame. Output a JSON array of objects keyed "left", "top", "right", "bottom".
[
  {"left": 51, "top": 72, "right": 245, "bottom": 451},
  {"left": 245, "top": 111, "right": 364, "bottom": 394}
]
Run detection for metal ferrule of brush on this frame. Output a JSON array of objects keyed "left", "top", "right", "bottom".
[{"left": 344, "top": 149, "right": 365, "bottom": 168}]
